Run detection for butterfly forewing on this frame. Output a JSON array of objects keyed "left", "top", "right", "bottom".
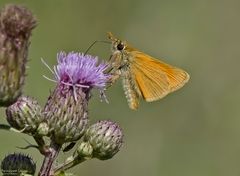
[
  {"left": 160, "top": 64, "right": 190, "bottom": 92},
  {"left": 140, "top": 54, "right": 190, "bottom": 92},
  {"left": 130, "top": 50, "right": 189, "bottom": 102},
  {"left": 132, "top": 57, "right": 169, "bottom": 101}
]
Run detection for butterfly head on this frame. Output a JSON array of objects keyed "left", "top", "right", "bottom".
[{"left": 107, "top": 32, "right": 127, "bottom": 52}]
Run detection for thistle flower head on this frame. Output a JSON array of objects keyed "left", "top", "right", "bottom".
[
  {"left": 53, "top": 52, "right": 109, "bottom": 90},
  {"left": 5, "top": 96, "right": 47, "bottom": 136},
  {"left": 0, "top": 4, "right": 36, "bottom": 38},
  {"left": 83, "top": 120, "right": 123, "bottom": 160},
  {"left": 0, "top": 4, "right": 36, "bottom": 106}
]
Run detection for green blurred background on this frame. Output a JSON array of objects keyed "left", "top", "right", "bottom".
[{"left": 1, "top": 0, "right": 240, "bottom": 175}]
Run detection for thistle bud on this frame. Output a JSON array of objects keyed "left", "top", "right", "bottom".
[
  {"left": 0, "top": 4, "right": 36, "bottom": 106},
  {"left": 44, "top": 52, "right": 109, "bottom": 144},
  {"left": 1, "top": 153, "right": 36, "bottom": 176},
  {"left": 5, "top": 96, "right": 47, "bottom": 135},
  {"left": 84, "top": 120, "right": 123, "bottom": 160},
  {"left": 76, "top": 141, "right": 93, "bottom": 158}
]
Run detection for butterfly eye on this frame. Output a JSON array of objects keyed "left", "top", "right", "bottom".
[{"left": 117, "top": 43, "right": 124, "bottom": 50}]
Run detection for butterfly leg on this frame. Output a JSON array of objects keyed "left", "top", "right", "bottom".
[{"left": 107, "top": 69, "right": 121, "bottom": 88}]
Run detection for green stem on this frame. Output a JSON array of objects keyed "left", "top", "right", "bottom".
[
  {"left": 38, "top": 141, "right": 61, "bottom": 176},
  {"left": 33, "top": 136, "right": 50, "bottom": 155}
]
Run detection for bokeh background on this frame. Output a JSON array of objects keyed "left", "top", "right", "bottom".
[{"left": 1, "top": 0, "right": 240, "bottom": 175}]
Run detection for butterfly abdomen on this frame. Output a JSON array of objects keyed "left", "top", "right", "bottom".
[{"left": 121, "top": 68, "right": 141, "bottom": 110}]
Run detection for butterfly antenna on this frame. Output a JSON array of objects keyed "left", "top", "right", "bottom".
[{"left": 84, "top": 40, "right": 111, "bottom": 55}]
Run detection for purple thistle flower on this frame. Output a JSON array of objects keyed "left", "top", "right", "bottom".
[
  {"left": 53, "top": 52, "right": 109, "bottom": 90},
  {"left": 43, "top": 51, "right": 110, "bottom": 145}
]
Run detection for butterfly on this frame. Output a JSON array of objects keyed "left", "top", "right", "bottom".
[{"left": 106, "top": 32, "right": 190, "bottom": 110}]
